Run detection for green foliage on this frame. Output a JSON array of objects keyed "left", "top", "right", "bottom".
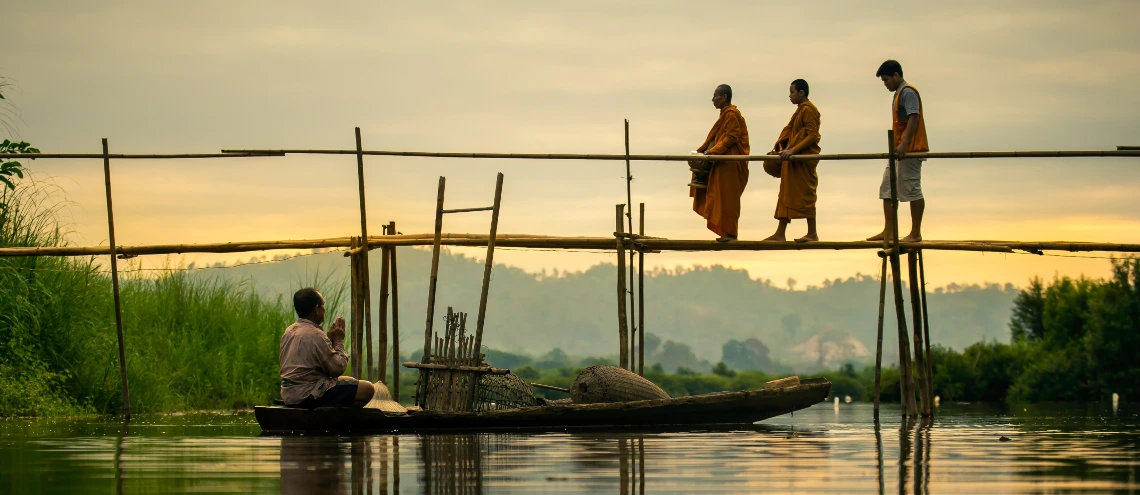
[
  {"left": 712, "top": 361, "right": 736, "bottom": 377},
  {"left": 0, "top": 140, "right": 38, "bottom": 212}
]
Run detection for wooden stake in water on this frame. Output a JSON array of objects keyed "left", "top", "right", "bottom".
[
  {"left": 378, "top": 224, "right": 391, "bottom": 383},
  {"left": 418, "top": 177, "right": 446, "bottom": 405},
  {"left": 354, "top": 127, "right": 374, "bottom": 382},
  {"left": 886, "top": 129, "right": 918, "bottom": 417},
  {"left": 638, "top": 202, "right": 645, "bottom": 377},
  {"left": 102, "top": 138, "right": 131, "bottom": 420},
  {"left": 918, "top": 250, "right": 935, "bottom": 416},
  {"left": 908, "top": 251, "right": 933, "bottom": 416},
  {"left": 389, "top": 221, "right": 400, "bottom": 401},
  {"left": 873, "top": 255, "right": 887, "bottom": 419},
  {"left": 615, "top": 204, "right": 629, "bottom": 370},
  {"left": 624, "top": 120, "right": 637, "bottom": 371}
]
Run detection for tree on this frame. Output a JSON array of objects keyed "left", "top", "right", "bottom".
[
  {"left": 1009, "top": 277, "right": 1045, "bottom": 342},
  {"left": 721, "top": 338, "right": 773, "bottom": 371},
  {"left": 712, "top": 361, "right": 736, "bottom": 377},
  {"left": 657, "top": 340, "right": 701, "bottom": 373}
]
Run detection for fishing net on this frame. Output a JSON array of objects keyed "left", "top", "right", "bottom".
[
  {"left": 570, "top": 365, "right": 670, "bottom": 404},
  {"left": 473, "top": 373, "right": 541, "bottom": 412}
]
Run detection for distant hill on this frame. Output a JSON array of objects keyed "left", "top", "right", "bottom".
[{"left": 211, "top": 247, "right": 1018, "bottom": 372}]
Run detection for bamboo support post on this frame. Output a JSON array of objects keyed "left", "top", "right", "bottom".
[
  {"left": 349, "top": 237, "right": 363, "bottom": 379},
  {"left": 378, "top": 224, "right": 391, "bottom": 384},
  {"left": 354, "top": 127, "right": 374, "bottom": 383},
  {"left": 419, "top": 177, "right": 446, "bottom": 406},
  {"left": 873, "top": 256, "right": 887, "bottom": 419},
  {"left": 473, "top": 173, "right": 504, "bottom": 362},
  {"left": 908, "top": 252, "right": 933, "bottom": 416},
  {"left": 615, "top": 204, "right": 629, "bottom": 370},
  {"left": 919, "top": 250, "right": 934, "bottom": 415},
  {"left": 638, "top": 202, "right": 645, "bottom": 377},
  {"left": 102, "top": 138, "right": 131, "bottom": 420},
  {"left": 624, "top": 120, "right": 637, "bottom": 372},
  {"left": 886, "top": 129, "right": 918, "bottom": 417},
  {"left": 390, "top": 221, "right": 400, "bottom": 400}
]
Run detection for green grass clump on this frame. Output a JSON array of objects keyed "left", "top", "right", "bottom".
[{"left": 0, "top": 184, "right": 296, "bottom": 417}]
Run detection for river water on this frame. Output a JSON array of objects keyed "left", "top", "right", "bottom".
[{"left": 1, "top": 402, "right": 1137, "bottom": 494}]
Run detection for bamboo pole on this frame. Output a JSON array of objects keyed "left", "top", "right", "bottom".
[
  {"left": 908, "top": 252, "right": 933, "bottom": 416},
  {"left": 624, "top": 120, "right": 637, "bottom": 375},
  {"left": 390, "top": 221, "right": 400, "bottom": 401},
  {"left": 919, "top": 250, "right": 934, "bottom": 415},
  {"left": 473, "top": 173, "right": 505, "bottom": 362},
  {"left": 216, "top": 148, "right": 1140, "bottom": 162},
  {"left": 638, "top": 202, "right": 645, "bottom": 377},
  {"left": 378, "top": 224, "right": 391, "bottom": 384},
  {"left": 419, "top": 177, "right": 446, "bottom": 406},
  {"left": 886, "top": 130, "right": 918, "bottom": 417},
  {"left": 102, "top": 138, "right": 131, "bottom": 420},
  {"left": 32, "top": 235, "right": 1140, "bottom": 258},
  {"left": 354, "top": 127, "right": 375, "bottom": 383},
  {"left": 872, "top": 256, "right": 887, "bottom": 420},
  {"left": 6, "top": 152, "right": 282, "bottom": 159},
  {"left": 1118, "top": 146, "right": 1140, "bottom": 151},
  {"left": 615, "top": 204, "right": 630, "bottom": 370},
  {"left": 349, "top": 237, "right": 362, "bottom": 379}
]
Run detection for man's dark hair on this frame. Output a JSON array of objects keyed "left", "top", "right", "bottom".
[
  {"left": 876, "top": 60, "right": 903, "bottom": 78},
  {"left": 716, "top": 84, "right": 732, "bottom": 103},
  {"left": 293, "top": 287, "right": 323, "bottom": 318},
  {"left": 791, "top": 79, "right": 809, "bottom": 98}
]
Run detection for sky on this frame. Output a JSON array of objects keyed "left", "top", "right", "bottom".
[{"left": 5, "top": 0, "right": 1140, "bottom": 288}]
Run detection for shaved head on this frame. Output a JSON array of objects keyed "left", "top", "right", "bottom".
[{"left": 716, "top": 84, "right": 733, "bottom": 103}]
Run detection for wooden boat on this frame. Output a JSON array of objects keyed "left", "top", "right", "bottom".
[{"left": 254, "top": 377, "right": 830, "bottom": 434}]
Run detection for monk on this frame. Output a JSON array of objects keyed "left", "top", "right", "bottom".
[
  {"left": 763, "top": 79, "right": 821, "bottom": 242},
  {"left": 691, "top": 84, "right": 750, "bottom": 242},
  {"left": 868, "top": 59, "right": 929, "bottom": 242}
]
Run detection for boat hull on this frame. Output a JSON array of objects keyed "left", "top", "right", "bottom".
[{"left": 255, "top": 377, "right": 831, "bottom": 434}]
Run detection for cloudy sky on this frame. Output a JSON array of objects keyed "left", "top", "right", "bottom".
[{"left": 5, "top": 0, "right": 1139, "bottom": 287}]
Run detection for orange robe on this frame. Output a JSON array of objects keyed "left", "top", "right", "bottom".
[
  {"left": 691, "top": 104, "right": 750, "bottom": 237},
  {"left": 771, "top": 100, "right": 821, "bottom": 219}
]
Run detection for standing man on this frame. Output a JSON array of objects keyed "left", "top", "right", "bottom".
[
  {"left": 763, "top": 79, "right": 822, "bottom": 242},
  {"left": 691, "top": 84, "right": 750, "bottom": 242},
  {"left": 868, "top": 59, "right": 929, "bottom": 242},
  {"left": 279, "top": 287, "right": 375, "bottom": 408}
]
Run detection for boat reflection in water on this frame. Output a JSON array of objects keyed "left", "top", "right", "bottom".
[
  {"left": 277, "top": 432, "right": 652, "bottom": 494},
  {"left": 279, "top": 435, "right": 401, "bottom": 495}
]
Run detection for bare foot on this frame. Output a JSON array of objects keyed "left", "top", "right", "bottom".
[
  {"left": 901, "top": 233, "right": 923, "bottom": 243},
  {"left": 866, "top": 232, "right": 887, "bottom": 241},
  {"left": 762, "top": 233, "right": 786, "bottom": 242},
  {"left": 715, "top": 235, "right": 737, "bottom": 243},
  {"left": 795, "top": 233, "right": 819, "bottom": 243}
]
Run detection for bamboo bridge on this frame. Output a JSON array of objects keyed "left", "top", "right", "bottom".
[{"left": 3, "top": 130, "right": 1138, "bottom": 421}]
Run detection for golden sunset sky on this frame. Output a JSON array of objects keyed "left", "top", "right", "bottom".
[{"left": 6, "top": 0, "right": 1140, "bottom": 288}]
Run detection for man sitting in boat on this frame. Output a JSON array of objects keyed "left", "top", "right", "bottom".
[{"left": 279, "top": 287, "right": 375, "bottom": 408}]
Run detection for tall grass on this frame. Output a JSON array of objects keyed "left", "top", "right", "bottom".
[{"left": 0, "top": 183, "right": 313, "bottom": 417}]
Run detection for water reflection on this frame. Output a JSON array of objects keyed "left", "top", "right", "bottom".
[{"left": 2, "top": 404, "right": 1138, "bottom": 493}]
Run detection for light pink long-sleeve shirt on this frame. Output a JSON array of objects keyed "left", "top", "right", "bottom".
[{"left": 279, "top": 318, "right": 348, "bottom": 405}]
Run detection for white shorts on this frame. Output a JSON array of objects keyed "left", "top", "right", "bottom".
[{"left": 879, "top": 158, "right": 924, "bottom": 202}]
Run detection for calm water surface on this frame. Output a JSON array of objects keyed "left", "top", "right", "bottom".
[{"left": 1, "top": 402, "right": 1137, "bottom": 494}]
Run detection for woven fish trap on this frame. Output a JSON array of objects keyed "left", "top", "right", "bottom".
[
  {"left": 474, "top": 373, "right": 540, "bottom": 412},
  {"left": 570, "top": 365, "right": 670, "bottom": 404}
]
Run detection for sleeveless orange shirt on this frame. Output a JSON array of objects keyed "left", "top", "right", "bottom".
[{"left": 892, "top": 83, "right": 930, "bottom": 153}]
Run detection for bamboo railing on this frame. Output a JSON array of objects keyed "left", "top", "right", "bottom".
[
  {"left": 5, "top": 235, "right": 1140, "bottom": 258},
  {"left": 213, "top": 149, "right": 1140, "bottom": 162}
]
